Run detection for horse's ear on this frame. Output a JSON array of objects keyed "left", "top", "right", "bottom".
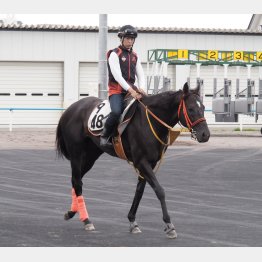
[
  {"left": 183, "top": 82, "right": 189, "bottom": 95},
  {"left": 194, "top": 82, "right": 200, "bottom": 96}
]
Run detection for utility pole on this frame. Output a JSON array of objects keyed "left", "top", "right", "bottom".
[{"left": 98, "top": 14, "right": 108, "bottom": 99}]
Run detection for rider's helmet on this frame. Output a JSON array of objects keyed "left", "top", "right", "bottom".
[{"left": 117, "top": 25, "right": 138, "bottom": 39}]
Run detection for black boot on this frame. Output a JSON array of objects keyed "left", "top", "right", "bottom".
[
  {"left": 100, "top": 127, "right": 113, "bottom": 148},
  {"left": 100, "top": 111, "right": 120, "bottom": 148}
]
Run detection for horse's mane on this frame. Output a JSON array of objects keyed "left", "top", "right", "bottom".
[{"left": 142, "top": 90, "right": 183, "bottom": 107}]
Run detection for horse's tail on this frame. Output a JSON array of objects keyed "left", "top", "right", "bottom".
[{"left": 55, "top": 119, "right": 70, "bottom": 160}]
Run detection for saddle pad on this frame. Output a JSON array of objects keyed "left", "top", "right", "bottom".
[
  {"left": 87, "top": 98, "right": 136, "bottom": 133},
  {"left": 88, "top": 100, "right": 111, "bottom": 132}
]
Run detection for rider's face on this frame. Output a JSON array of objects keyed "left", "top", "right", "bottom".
[{"left": 122, "top": 36, "right": 135, "bottom": 49}]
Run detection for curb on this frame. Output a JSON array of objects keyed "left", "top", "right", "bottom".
[{"left": 179, "top": 132, "right": 262, "bottom": 138}]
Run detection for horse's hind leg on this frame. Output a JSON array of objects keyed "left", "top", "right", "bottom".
[
  {"left": 64, "top": 156, "right": 91, "bottom": 228},
  {"left": 64, "top": 143, "right": 103, "bottom": 231},
  {"left": 64, "top": 188, "right": 78, "bottom": 220},
  {"left": 127, "top": 176, "right": 146, "bottom": 233}
]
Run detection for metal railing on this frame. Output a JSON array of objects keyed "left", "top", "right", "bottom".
[
  {"left": 0, "top": 107, "right": 65, "bottom": 131},
  {"left": 0, "top": 107, "right": 261, "bottom": 133}
]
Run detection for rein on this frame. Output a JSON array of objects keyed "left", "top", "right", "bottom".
[{"left": 138, "top": 100, "right": 176, "bottom": 146}]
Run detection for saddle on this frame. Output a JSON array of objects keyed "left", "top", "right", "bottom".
[{"left": 87, "top": 94, "right": 138, "bottom": 160}]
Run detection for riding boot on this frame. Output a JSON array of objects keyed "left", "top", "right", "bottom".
[
  {"left": 100, "top": 111, "right": 120, "bottom": 148},
  {"left": 100, "top": 126, "right": 113, "bottom": 148}
]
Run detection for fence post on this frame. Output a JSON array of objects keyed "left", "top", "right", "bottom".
[{"left": 9, "top": 109, "right": 13, "bottom": 132}]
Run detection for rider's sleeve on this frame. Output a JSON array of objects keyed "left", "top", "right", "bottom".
[
  {"left": 108, "top": 52, "right": 131, "bottom": 91},
  {"left": 135, "top": 56, "right": 146, "bottom": 92}
]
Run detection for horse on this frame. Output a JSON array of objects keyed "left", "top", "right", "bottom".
[{"left": 55, "top": 82, "right": 210, "bottom": 239}]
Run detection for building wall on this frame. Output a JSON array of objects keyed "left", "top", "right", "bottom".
[{"left": 0, "top": 29, "right": 262, "bottom": 126}]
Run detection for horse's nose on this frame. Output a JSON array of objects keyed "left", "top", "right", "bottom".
[
  {"left": 197, "top": 130, "right": 210, "bottom": 142},
  {"left": 202, "top": 131, "right": 210, "bottom": 142}
]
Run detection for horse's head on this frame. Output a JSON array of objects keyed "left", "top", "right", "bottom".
[{"left": 178, "top": 82, "right": 210, "bottom": 142}]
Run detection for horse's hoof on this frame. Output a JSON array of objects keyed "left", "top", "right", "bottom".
[
  {"left": 84, "top": 223, "right": 95, "bottom": 231},
  {"left": 129, "top": 221, "right": 142, "bottom": 234},
  {"left": 164, "top": 223, "right": 177, "bottom": 239},
  {"left": 83, "top": 219, "right": 95, "bottom": 231},
  {"left": 166, "top": 229, "right": 177, "bottom": 239},
  {"left": 64, "top": 211, "right": 77, "bottom": 220},
  {"left": 131, "top": 226, "right": 142, "bottom": 234}
]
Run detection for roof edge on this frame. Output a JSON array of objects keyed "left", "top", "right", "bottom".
[{"left": 0, "top": 23, "right": 262, "bottom": 35}]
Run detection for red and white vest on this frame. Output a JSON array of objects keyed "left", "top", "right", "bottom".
[{"left": 107, "top": 45, "right": 138, "bottom": 97}]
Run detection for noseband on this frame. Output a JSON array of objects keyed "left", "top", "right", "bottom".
[{"left": 177, "top": 97, "right": 206, "bottom": 139}]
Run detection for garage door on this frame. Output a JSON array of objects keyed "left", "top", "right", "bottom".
[
  {"left": 79, "top": 62, "right": 99, "bottom": 99},
  {"left": 0, "top": 62, "right": 63, "bottom": 126}
]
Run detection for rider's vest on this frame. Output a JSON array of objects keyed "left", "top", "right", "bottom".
[{"left": 107, "top": 46, "right": 138, "bottom": 97}]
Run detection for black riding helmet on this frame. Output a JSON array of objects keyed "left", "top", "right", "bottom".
[{"left": 117, "top": 25, "right": 138, "bottom": 39}]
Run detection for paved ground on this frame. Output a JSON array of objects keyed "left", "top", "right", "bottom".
[
  {"left": 0, "top": 130, "right": 262, "bottom": 247},
  {"left": 0, "top": 128, "right": 262, "bottom": 247}
]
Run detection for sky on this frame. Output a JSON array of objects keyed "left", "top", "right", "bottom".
[{"left": 0, "top": 14, "right": 254, "bottom": 30}]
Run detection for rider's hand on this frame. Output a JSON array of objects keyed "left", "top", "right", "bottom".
[
  {"left": 128, "top": 87, "right": 142, "bottom": 100},
  {"left": 138, "top": 88, "right": 147, "bottom": 96}
]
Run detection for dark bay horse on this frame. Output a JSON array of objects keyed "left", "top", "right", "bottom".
[{"left": 56, "top": 82, "right": 210, "bottom": 238}]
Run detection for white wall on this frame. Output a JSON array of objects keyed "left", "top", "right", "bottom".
[{"left": 0, "top": 29, "right": 262, "bottom": 125}]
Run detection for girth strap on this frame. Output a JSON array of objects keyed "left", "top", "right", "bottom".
[{"left": 112, "top": 135, "right": 128, "bottom": 160}]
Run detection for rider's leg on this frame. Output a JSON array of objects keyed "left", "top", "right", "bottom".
[
  {"left": 100, "top": 93, "right": 125, "bottom": 147},
  {"left": 100, "top": 112, "right": 119, "bottom": 147}
]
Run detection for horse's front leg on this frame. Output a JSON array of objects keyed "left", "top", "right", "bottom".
[
  {"left": 136, "top": 160, "right": 177, "bottom": 239},
  {"left": 128, "top": 176, "right": 146, "bottom": 233}
]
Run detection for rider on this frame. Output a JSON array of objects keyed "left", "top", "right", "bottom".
[{"left": 100, "top": 24, "right": 146, "bottom": 148}]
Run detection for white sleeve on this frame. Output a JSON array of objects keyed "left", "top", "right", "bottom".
[
  {"left": 135, "top": 56, "right": 146, "bottom": 92},
  {"left": 108, "top": 52, "right": 131, "bottom": 91}
]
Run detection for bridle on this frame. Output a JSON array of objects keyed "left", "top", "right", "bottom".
[
  {"left": 138, "top": 94, "right": 206, "bottom": 144},
  {"left": 177, "top": 96, "right": 206, "bottom": 139}
]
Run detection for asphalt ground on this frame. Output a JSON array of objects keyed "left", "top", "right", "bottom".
[{"left": 0, "top": 135, "right": 262, "bottom": 247}]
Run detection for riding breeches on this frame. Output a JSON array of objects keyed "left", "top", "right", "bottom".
[{"left": 104, "top": 93, "right": 126, "bottom": 135}]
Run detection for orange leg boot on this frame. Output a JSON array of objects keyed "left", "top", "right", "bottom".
[
  {"left": 64, "top": 188, "right": 78, "bottom": 220},
  {"left": 77, "top": 195, "right": 95, "bottom": 231}
]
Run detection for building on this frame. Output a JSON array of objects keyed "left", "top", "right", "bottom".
[{"left": 0, "top": 15, "right": 262, "bottom": 127}]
